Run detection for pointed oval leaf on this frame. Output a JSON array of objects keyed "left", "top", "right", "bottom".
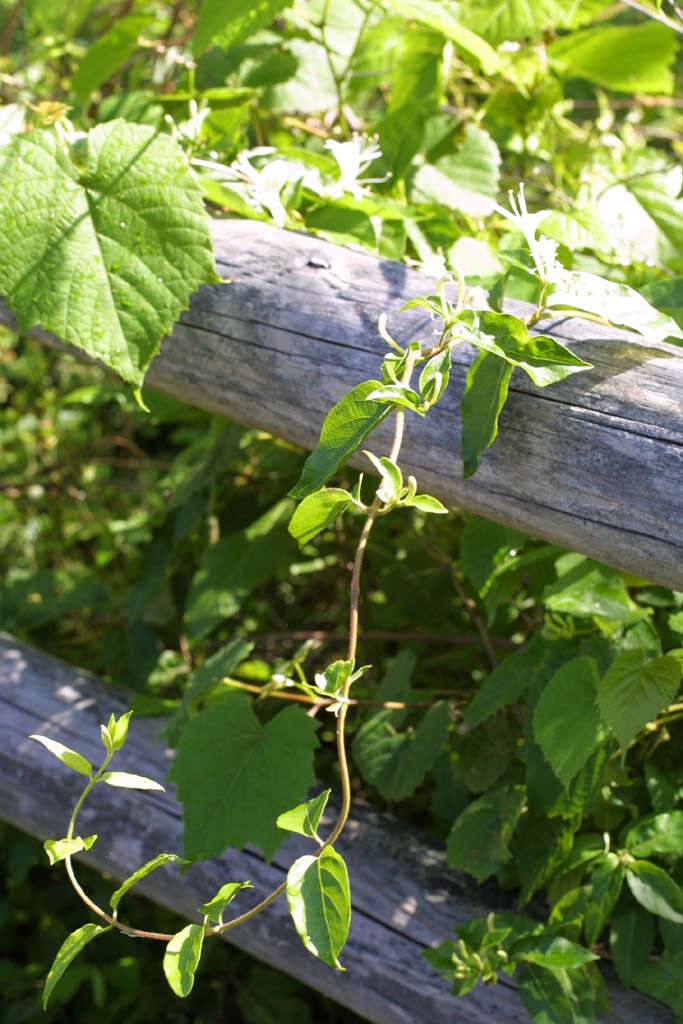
[
  {"left": 288, "top": 489, "right": 351, "bottom": 547},
  {"left": 29, "top": 735, "right": 92, "bottom": 777},
  {"left": 460, "top": 350, "right": 513, "bottom": 478},
  {"left": 43, "top": 923, "right": 107, "bottom": 1009},
  {"left": 163, "top": 923, "right": 205, "bottom": 997},
  {"left": 197, "top": 881, "right": 254, "bottom": 923},
  {"left": 627, "top": 861, "right": 683, "bottom": 924},
  {"left": 419, "top": 346, "right": 451, "bottom": 407},
  {"left": 44, "top": 835, "right": 97, "bottom": 866},
  {"left": 110, "top": 853, "right": 188, "bottom": 912},
  {"left": 517, "top": 935, "right": 598, "bottom": 970},
  {"left": 110, "top": 710, "right": 133, "bottom": 751},
  {"left": 277, "top": 790, "right": 331, "bottom": 838},
  {"left": 624, "top": 811, "right": 683, "bottom": 858},
  {"left": 401, "top": 493, "right": 448, "bottom": 514},
  {"left": 365, "top": 383, "right": 424, "bottom": 414},
  {"left": 584, "top": 859, "right": 626, "bottom": 947},
  {"left": 0, "top": 121, "right": 216, "bottom": 388},
  {"left": 100, "top": 770, "right": 164, "bottom": 791},
  {"left": 286, "top": 847, "right": 350, "bottom": 970},
  {"left": 290, "top": 381, "right": 390, "bottom": 500},
  {"left": 476, "top": 312, "right": 592, "bottom": 386}
]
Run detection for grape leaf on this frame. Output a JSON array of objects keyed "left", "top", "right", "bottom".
[
  {"left": 597, "top": 650, "right": 681, "bottom": 758},
  {"left": 0, "top": 121, "right": 216, "bottom": 388},
  {"left": 290, "top": 381, "right": 391, "bottom": 500},
  {"left": 286, "top": 847, "right": 351, "bottom": 970},
  {"left": 447, "top": 784, "right": 526, "bottom": 882},
  {"left": 533, "top": 656, "right": 605, "bottom": 787},
  {"left": 168, "top": 693, "right": 319, "bottom": 861}
]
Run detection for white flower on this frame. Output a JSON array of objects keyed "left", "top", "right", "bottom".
[
  {"left": 492, "top": 183, "right": 565, "bottom": 284},
  {"left": 325, "top": 136, "right": 383, "bottom": 200}
]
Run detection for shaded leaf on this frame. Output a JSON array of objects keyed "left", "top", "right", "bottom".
[
  {"left": 286, "top": 847, "right": 350, "bottom": 970},
  {"left": 460, "top": 350, "right": 512, "bottom": 479},
  {"left": 584, "top": 857, "right": 625, "bottom": 947},
  {"left": 290, "top": 382, "right": 390, "bottom": 500},
  {"left": 163, "top": 923, "right": 204, "bottom": 997},
  {"left": 517, "top": 935, "right": 598, "bottom": 970},
  {"left": 43, "top": 923, "right": 107, "bottom": 1009},
  {"left": 110, "top": 854, "right": 188, "bottom": 912},
  {"left": 533, "top": 657, "right": 604, "bottom": 786},
  {"left": 610, "top": 904, "right": 655, "bottom": 987},
  {"left": 624, "top": 811, "right": 683, "bottom": 858},
  {"left": 633, "top": 952, "right": 683, "bottom": 1020},
  {"left": 518, "top": 962, "right": 597, "bottom": 1024},
  {"left": 447, "top": 785, "right": 526, "bottom": 882},
  {"left": 169, "top": 694, "right": 319, "bottom": 861},
  {"left": 597, "top": 651, "right": 680, "bottom": 757}
]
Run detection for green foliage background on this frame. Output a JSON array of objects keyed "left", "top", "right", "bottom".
[{"left": 1, "top": 0, "right": 682, "bottom": 1020}]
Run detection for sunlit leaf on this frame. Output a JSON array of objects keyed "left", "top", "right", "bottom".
[
  {"left": 197, "top": 881, "right": 254, "bottom": 923},
  {"left": 43, "top": 923, "right": 107, "bottom": 1009},
  {"left": 100, "top": 771, "right": 164, "bottom": 790},
  {"left": 163, "top": 923, "right": 204, "bottom": 997},
  {"left": 277, "top": 790, "right": 331, "bottom": 839},
  {"left": 44, "top": 835, "right": 97, "bottom": 866},
  {"left": 288, "top": 489, "right": 352, "bottom": 547},
  {"left": 627, "top": 861, "right": 683, "bottom": 924},
  {"left": 29, "top": 735, "right": 92, "bottom": 777},
  {"left": 110, "top": 853, "right": 188, "bottom": 911},
  {"left": 286, "top": 847, "right": 350, "bottom": 970}
]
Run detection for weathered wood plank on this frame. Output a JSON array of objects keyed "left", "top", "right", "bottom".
[
  {"left": 0, "top": 632, "right": 674, "bottom": 1022},
  {"left": 1, "top": 219, "right": 681, "bottom": 588}
]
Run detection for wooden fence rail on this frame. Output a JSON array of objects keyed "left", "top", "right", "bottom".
[
  {"left": 1, "top": 218, "right": 681, "bottom": 588},
  {"left": 0, "top": 632, "right": 674, "bottom": 1023}
]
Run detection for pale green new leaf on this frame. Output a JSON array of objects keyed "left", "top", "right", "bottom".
[
  {"left": 72, "top": 13, "right": 154, "bottom": 102},
  {"left": 627, "top": 861, "right": 683, "bottom": 923},
  {"left": 43, "top": 923, "right": 107, "bottom": 1009},
  {"left": 290, "top": 382, "right": 391, "bottom": 500},
  {"left": 533, "top": 657, "right": 604, "bottom": 787},
  {"left": 44, "top": 834, "right": 97, "bottom": 866},
  {"left": 475, "top": 313, "right": 592, "bottom": 386},
  {"left": 110, "top": 854, "right": 188, "bottom": 912},
  {"left": 365, "top": 383, "right": 424, "bottom": 414},
  {"left": 163, "top": 923, "right": 204, "bottom": 997},
  {"left": 100, "top": 770, "right": 164, "bottom": 791},
  {"left": 460, "top": 350, "right": 513, "bottom": 479},
  {"left": 624, "top": 811, "right": 683, "bottom": 858},
  {"left": 410, "top": 125, "right": 500, "bottom": 217},
  {"left": 197, "top": 881, "right": 254, "bottom": 923},
  {"left": 169, "top": 694, "right": 319, "bottom": 861},
  {"left": 193, "top": 0, "right": 292, "bottom": 56},
  {"left": 420, "top": 346, "right": 451, "bottom": 407},
  {"left": 0, "top": 121, "right": 216, "bottom": 388},
  {"left": 353, "top": 701, "right": 450, "bottom": 801},
  {"left": 286, "top": 847, "right": 351, "bottom": 970},
  {"left": 288, "top": 489, "right": 352, "bottom": 547},
  {"left": 597, "top": 651, "right": 681, "bottom": 757},
  {"left": 401, "top": 493, "right": 448, "bottom": 514},
  {"left": 277, "top": 790, "right": 331, "bottom": 839},
  {"left": 548, "top": 21, "right": 677, "bottom": 95},
  {"left": 547, "top": 271, "right": 683, "bottom": 345},
  {"left": 382, "top": 0, "right": 501, "bottom": 73},
  {"left": 447, "top": 785, "right": 526, "bottom": 882},
  {"left": 29, "top": 734, "right": 92, "bottom": 777}
]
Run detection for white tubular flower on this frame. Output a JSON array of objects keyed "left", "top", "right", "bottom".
[
  {"left": 325, "top": 136, "right": 383, "bottom": 199},
  {"left": 492, "top": 183, "right": 564, "bottom": 284}
]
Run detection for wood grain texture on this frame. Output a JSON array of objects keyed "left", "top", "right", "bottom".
[
  {"left": 0, "top": 632, "right": 674, "bottom": 1023},
  {"left": 1, "top": 218, "right": 681, "bottom": 588}
]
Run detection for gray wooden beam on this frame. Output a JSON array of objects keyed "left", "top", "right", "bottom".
[
  {"left": 0, "top": 633, "right": 674, "bottom": 1023},
  {"left": 1, "top": 219, "right": 681, "bottom": 589}
]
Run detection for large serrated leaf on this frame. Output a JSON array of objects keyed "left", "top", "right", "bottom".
[
  {"left": 382, "top": 0, "right": 501, "bottom": 74},
  {"left": 290, "top": 381, "right": 391, "bottom": 500},
  {"left": 286, "top": 847, "right": 351, "bottom": 970},
  {"left": 353, "top": 700, "right": 450, "bottom": 801},
  {"left": 0, "top": 121, "right": 216, "bottom": 388},
  {"left": 169, "top": 694, "right": 319, "bottom": 861},
  {"left": 533, "top": 656, "right": 604, "bottom": 787},
  {"left": 193, "top": 0, "right": 293, "bottom": 56},
  {"left": 597, "top": 651, "right": 681, "bottom": 758},
  {"left": 446, "top": 784, "right": 526, "bottom": 882},
  {"left": 43, "top": 923, "right": 107, "bottom": 1009}
]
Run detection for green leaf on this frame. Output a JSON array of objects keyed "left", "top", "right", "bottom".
[
  {"left": 584, "top": 857, "right": 625, "bottom": 947},
  {"left": 518, "top": 962, "right": 597, "bottom": 1024},
  {"left": 518, "top": 935, "right": 598, "bottom": 970},
  {"left": 290, "top": 382, "right": 391, "bottom": 500},
  {"left": 29, "top": 735, "right": 92, "bottom": 777},
  {"left": 547, "top": 272, "right": 683, "bottom": 346},
  {"left": 610, "top": 904, "right": 655, "bottom": 987},
  {"left": 460, "top": 350, "right": 513, "bottom": 479},
  {"left": 353, "top": 700, "right": 450, "bottom": 801},
  {"left": 447, "top": 785, "right": 526, "bottom": 882},
  {"left": 543, "top": 553, "right": 642, "bottom": 622},
  {"left": 43, "top": 923, "right": 107, "bottom": 1009},
  {"left": 163, "top": 923, "right": 204, "bottom": 997},
  {"left": 410, "top": 125, "right": 501, "bottom": 217},
  {"left": 458, "top": 0, "right": 579, "bottom": 46},
  {"left": 286, "top": 847, "right": 350, "bottom": 970},
  {"left": 465, "top": 635, "right": 549, "bottom": 727},
  {"left": 288, "top": 489, "right": 352, "bottom": 547},
  {"left": 382, "top": 0, "right": 502, "bottom": 74},
  {"left": 71, "top": 13, "right": 154, "bottom": 103},
  {"left": 548, "top": 21, "right": 678, "bottom": 95},
  {"left": 110, "top": 854, "right": 188, "bottom": 912},
  {"left": 419, "top": 346, "right": 451, "bottom": 407},
  {"left": 44, "top": 835, "right": 97, "bottom": 866},
  {"left": 0, "top": 122, "right": 216, "bottom": 388},
  {"left": 184, "top": 499, "right": 293, "bottom": 644},
  {"left": 639, "top": 279, "right": 683, "bottom": 331},
  {"left": 363, "top": 451, "right": 403, "bottom": 504},
  {"left": 400, "top": 492, "right": 448, "bottom": 514},
  {"left": 164, "top": 638, "right": 254, "bottom": 745},
  {"left": 365, "top": 382, "right": 424, "bottom": 414},
  {"left": 313, "top": 659, "right": 355, "bottom": 698},
  {"left": 474, "top": 313, "right": 592, "bottom": 387},
  {"left": 597, "top": 651, "right": 681, "bottom": 758},
  {"left": 193, "top": 0, "right": 293, "bottom": 56},
  {"left": 169, "top": 694, "right": 319, "bottom": 861},
  {"left": 627, "top": 861, "right": 683, "bottom": 923},
  {"left": 277, "top": 790, "right": 331, "bottom": 839},
  {"left": 634, "top": 953, "right": 683, "bottom": 1021},
  {"left": 533, "top": 657, "right": 604, "bottom": 787},
  {"left": 100, "top": 770, "right": 164, "bottom": 790},
  {"left": 197, "top": 881, "right": 254, "bottom": 923},
  {"left": 624, "top": 811, "right": 683, "bottom": 858},
  {"left": 108, "top": 710, "right": 133, "bottom": 752}
]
